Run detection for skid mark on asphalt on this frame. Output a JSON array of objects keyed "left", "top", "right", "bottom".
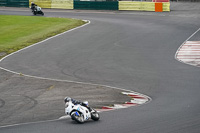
[{"left": 0, "top": 99, "right": 5, "bottom": 108}]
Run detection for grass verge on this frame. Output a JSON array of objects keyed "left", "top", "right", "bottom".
[{"left": 0, "top": 15, "right": 87, "bottom": 58}]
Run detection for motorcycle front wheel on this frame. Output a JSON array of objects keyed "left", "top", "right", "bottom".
[
  {"left": 71, "top": 112, "right": 84, "bottom": 124},
  {"left": 33, "top": 11, "right": 36, "bottom": 15},
  {"left": 41, "top": 11, "right": 44, "bottom": 16},
  {"left": 91, "top": 111, "right": 100, "bottom": 121}
]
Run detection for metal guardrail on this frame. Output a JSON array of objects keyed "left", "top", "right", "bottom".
[
  {"left": 0, "top": 0, "right": 29, "bottom": 7},
  {"left": 170, "top": 0, "right": 200, "bottom": 1}
]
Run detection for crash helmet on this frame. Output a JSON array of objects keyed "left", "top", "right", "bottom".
[
  {"left": 83, "top": 101, "right": 89, "bottom": 106},
  {"left": 64, "top": 97, "right": 71, "bottom": 103}
]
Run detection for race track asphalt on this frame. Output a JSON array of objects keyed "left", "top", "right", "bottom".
[{"left": 0, "top": 2, "right": 200, "bottom": 133}]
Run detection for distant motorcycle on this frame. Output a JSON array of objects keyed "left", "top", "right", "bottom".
[
  {"left": 31, "top": 5, "right": 44, "bottom": 16},
  {"left": 65, "top": 100, "right": 100, "bottom": 123}
]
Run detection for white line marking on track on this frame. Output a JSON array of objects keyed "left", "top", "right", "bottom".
[
  {"left": 183, "top": 44, "right": 200, "bottom": 46},
  {"left": 0, "top": 18, "right": 151, "bottom": 128},
  {"left": 185, "top": 41, "right": 200, "bottom": 43},
  {"left": 178, "top": 50, "right": 200, "bottom": 52},
  {"left": 0, "top": 119, "right": 60, "bottom": 129},
  {"left": 179, "top": 59, "right": 200, "bottom": 61},
  {"left": 175, "top": 28, "right": 200, "bottom": 67},
  {"left": 0, "top": 19, "right": 90, "bottom": 63}
]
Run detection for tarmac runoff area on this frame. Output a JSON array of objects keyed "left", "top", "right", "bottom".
[{"left": 0, "top": 68, "right": 150, "bottom": 127}]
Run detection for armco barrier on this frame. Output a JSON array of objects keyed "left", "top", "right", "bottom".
[
  {"left": 74, "top": 1, "right": 118, "bottom": 10},
  {"left": 51, "top": 0, "right": 73, "bottom": 9},
  {"left": 162, "top": 2, "right": 170, "bottom": 11},
  {"left": 119, "top": 1, "right": 155, "bottom": 11},
  {"left": 119, "top": 1, "right": 170, "bottom": 12},
  {"left": 29, "top": 0, "right": 118, "bottom": 10},
  {"left": 0, "top": 0, "right": 29, "bottom": 7},
  {"left": 0, "top": 0, "right": 7, "bottom": 6},
  {"left": 29, "top": 0, "right": 51, "bottom": 8},
  {"left": 153, "top": 0, "right": 169, "bottom": 2},
  {"left": 1, "top": 0, "right": 170, "bottom": 12}
]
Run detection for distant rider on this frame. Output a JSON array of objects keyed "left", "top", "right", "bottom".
[{"left": 64, "top": 97, "right": 92, "bottom": 112}]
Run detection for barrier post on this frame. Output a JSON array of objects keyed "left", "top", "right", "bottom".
[{"left": 155, "top": 2, "right": 162, "bottom": 12}]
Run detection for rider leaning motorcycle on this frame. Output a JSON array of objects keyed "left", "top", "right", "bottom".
[
  {"left": 31, "top": 2, "right": 36, "bottom": 11},
  {"left": 64, "top": 97, "right": 92, "bottom": 112}
]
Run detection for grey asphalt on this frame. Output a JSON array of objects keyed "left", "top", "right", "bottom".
[
  {"left": 0, "top": 68, "right": 130, "bottom": 126},
  {"left": 0, "top": 2, "right": 200, "bottom": 133}
]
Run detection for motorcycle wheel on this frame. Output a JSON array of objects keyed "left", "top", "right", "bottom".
[
  {"left": 41, "top": 11, "right": 44, "bottom": 16},
  {"left": 33, "top": 11, "right": 36, "bottom": 15},
  {"left": 91, "top": 111, "right": 100, "bottom": 121},
  {"left": 71, "top": 112, "right": 84, "bottom": 124}
]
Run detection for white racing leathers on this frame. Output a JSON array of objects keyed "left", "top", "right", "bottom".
[{"left": 65, "top": 100, "right": 100, "bottom": 123}]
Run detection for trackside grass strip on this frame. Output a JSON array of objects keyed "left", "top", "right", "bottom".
[{"left": 0, "top": 15, "right": 87, "bottom": 58}]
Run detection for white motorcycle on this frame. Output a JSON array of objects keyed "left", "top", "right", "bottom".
[
  {"left": 31, "top": 5, "right": 44, "bottom": 16},
  {"left": 65, "top": 100, "right": 100, "bottom": 123}
]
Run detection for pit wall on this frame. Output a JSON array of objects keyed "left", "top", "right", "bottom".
[{"left": 0, "top": 0, "right": 170, "bottom": 12}]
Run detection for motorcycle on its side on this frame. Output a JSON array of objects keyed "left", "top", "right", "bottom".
[
  {"left": 65, "top": 100, "right": 100, "bottom": 124},
  {"left": 31, "top": 5, "right": 44, "bottom": 16}
]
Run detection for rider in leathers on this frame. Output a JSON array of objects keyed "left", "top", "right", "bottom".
[
  {"left": 64, "top": 97, "right": 92, "bottom": 112},
  {"left": 31, "top": 2, "right": 37, "bottom": 11}
]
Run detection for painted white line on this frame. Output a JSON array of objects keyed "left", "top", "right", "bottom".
[
  {"left": 179, "top": 50, "right": 200, "bottom": 51},
  {"left": 185, "top": 41, "right": 200, "bottom": 43},
  {"left": 175, "top": 28, "right": 200, "bottom": 67},
  {"left": 177, "top": 57, "right": 200, "bottom": 59},
  {"left": 0, "top": 19, "right": 90, "bottom": 63},
  {"left": 175, "top": 28, "right": 200, "bottom": 57},
  {"left": 177, "top": 55, "right": 200, "bottom": 57},
  {"left": 178, "top": 53, "right": 200, "bottom": 55},
  {"left": 0, "top": 118, "right": 60, "bottom": 129},
  {"left": 181, "top": 47, "right": 200, "bottom": 49},
  {"left": 179, "top": 59, "right": 200, "bottom": 61},
  {"left": 113, "top": 104, "right": 128, "bottom": 108},
  {"left": 177, "top": 56, "right": 200, "bottom": 59},
  {"left": 59, "top": 115, "right": 70, "bottom": 120},
  {"left": 183, "top": 44, "right": 200, "bottom": 46},
  {"left": 178, "top": 51, "right": 200, "bottom": 53},
  {"left": 121, "top": 92, "right": 148, "bottom": 98},
  {"left": 0, "top": 20, "right": 90, "bottom": 129},
  {"left": 0, "top": 18, "right": 151, "bottom": 128},
  {"left": 130, "top": 99, "right": 146, "bottom": 104}
]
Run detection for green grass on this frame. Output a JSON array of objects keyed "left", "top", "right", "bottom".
[{"left": 0, "top": 15, "right": 87, "bottom": 58}]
